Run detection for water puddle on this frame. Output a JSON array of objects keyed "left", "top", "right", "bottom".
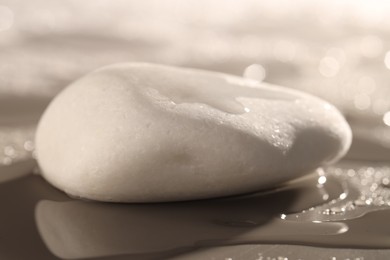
[{"left": 1, "top": 161, "right": 389, "bottom": 259}]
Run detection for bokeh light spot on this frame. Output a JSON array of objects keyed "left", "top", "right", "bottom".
[
  {"left": 243, "top": 64, "right": 266, "bottom": 82},
  {"left": 319, "top": 56, "right": 340, "bottom": 77}
]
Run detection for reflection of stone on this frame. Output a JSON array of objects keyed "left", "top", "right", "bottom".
[{"left": 35, "top": 187, "right": 345, "bottom": 260}]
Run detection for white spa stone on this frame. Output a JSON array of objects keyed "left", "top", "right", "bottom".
[{"left": 35, "top": 63, "right": 352, "bottom": 202}]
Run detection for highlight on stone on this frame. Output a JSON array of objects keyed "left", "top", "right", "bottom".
[{"left": 35, "top": 63, "right": 352, "bottom": 202}]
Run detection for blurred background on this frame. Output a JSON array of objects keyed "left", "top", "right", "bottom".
[
  {"left": 2, "top": 2, "right": 390, "bottom": 259},
  {"left": 2, "top": 0, "right": 390, "bottom": 163}
]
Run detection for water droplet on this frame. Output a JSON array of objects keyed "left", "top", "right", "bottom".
[
  {"left": 330, "top": 207, "right": 345, "bottom": 214},
  {"left": 347, "top": 169, "right": 356, "bottom": 177},
  {"left": 4, "top": 146, "right": 15, "bottom": 157},
  {"left": 354, "top": 199, "right": 366, "bottom": 207},
  {"left": 318, "top": 176, "right": 327, "bottom": 185},
  {"left": 344, "top": 201, "right": 355, "bottom": 211},
  {"left": 381, "top": 177, "right": 390, "bottom": 188},
  {"left": 148, "top": 65, "right": 295, "bottom": 115},
  {"left": 23, "top": 140, "right": 35, "bottom": 152},
  {"left": 370, "top": 183, "right": 378, "bottom": 192},
  {"left": 243, "top": 64, "right": 266, "bottom": 82},
  {"left": 339, "top": 193, "right": 347, "bottom": 200}
]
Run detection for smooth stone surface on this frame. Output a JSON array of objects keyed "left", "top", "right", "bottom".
[{"left": 35, "top": 63, "right": 352, "bottom": 202}]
